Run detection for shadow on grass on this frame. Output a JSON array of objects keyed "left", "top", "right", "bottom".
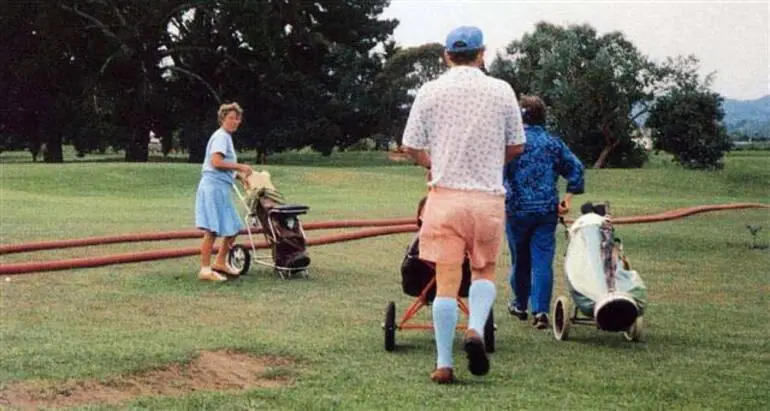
[
  {"left": 559, "top": 333, "right": 649, "bottom": 350},
  {"left": 386, "top": 339, "right": 438, "bottom": 354},
  {"left": 128, "top": 268, "right": 319, "bottom": 296}
]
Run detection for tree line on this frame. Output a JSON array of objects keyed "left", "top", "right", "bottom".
[{"left": 0, "top": 1, "right": 731, "bottom": 169}]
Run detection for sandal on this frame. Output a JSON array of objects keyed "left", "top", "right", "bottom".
[
  {"left": 198, "top": 269, "right": 227, "bottom": 282},
  {"left": 212, "top": 264, "right": 240, "bottom": 277}
]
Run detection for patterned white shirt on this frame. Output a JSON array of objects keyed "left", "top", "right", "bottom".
[{"left": 402, "top": 66, "right": 526, "bottom": 195}]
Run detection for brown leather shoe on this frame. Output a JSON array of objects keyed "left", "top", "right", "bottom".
[
  {"left": 430, "top": 367, "right": 455, "bottom": 384},
  {"left": 463, "top": 329, "right": 489, "bottom": 376}
]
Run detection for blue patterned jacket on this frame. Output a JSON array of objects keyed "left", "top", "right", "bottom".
[{"left": 503, "top": 125, "right": 585, "bottom": 216}]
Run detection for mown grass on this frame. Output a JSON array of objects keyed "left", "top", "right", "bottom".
[{"left": 0, "top": 148, "right": 768, "bottom": 410}]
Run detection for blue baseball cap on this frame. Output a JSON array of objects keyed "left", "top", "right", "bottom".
[{"left": 445, "top": 26, "right": 484, "bottom": 52}]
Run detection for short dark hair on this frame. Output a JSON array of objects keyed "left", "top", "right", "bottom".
[
  {"left": 446, "top": 48, "right": 482, "bottom": 65},
  {"left": 519, "top": 95, "right": 547, "bottom": 126},
  {"left": 480, "top": 61, "right": 489, "bottom": 74}
]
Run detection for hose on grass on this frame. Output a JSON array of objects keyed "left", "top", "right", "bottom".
[
  {"left": 0, "top": 224, "right": 418, "bottom": 276},
  {"left": 0, "top": 217, "right": 417, "bottom": 255},
  {"left": 0, "top": 203, "right": 766, "bottom": 276}
]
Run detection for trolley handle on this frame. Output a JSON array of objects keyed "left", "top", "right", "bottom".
[{"left": 559, "top": 216, "right": 570, "bottom": 242}]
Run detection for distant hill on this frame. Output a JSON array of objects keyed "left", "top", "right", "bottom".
[
  {"left": 632, "top": 95, "right": 769, "bottom": 138},
  {"left": 722, "top": 95, "right": 770, "bottom": 138}
]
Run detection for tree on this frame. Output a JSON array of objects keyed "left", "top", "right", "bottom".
[
  {"left": 2, "top": 1, "right": 400, "bottom": 162},
  {"left": 185, "top": 0, "right": 398, "bottom": 160},
  {"left": 57, "top": 1, "right": 229, "bottom": 162},
  {"left": 374, "top": 42, "right": 446, "bottom": 145},
  {"left": 161, "top": 3, "right": 245, "bottom": 163},
  {"left": 0, "top": 0, "right": 86, "bottom": 162},
  {"left": 490, "top": 22, "right": 656, "bottom": 168},
  {"left": 645, "top": 85, "right": 732, "bottom": 170}
]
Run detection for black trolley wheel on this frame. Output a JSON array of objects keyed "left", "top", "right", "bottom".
[
  {"left": 227, "top": 245, "right": 251, "bottom": 276},
  {"left": 552, "top": 295, "right": 571, "bottom": 341},
  {"left": 384, "top": 302, "right": 396, "bottom": 351}
]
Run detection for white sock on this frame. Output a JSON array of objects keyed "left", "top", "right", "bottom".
[
  {"left": 468, "top": 279, "right": 497, "bottom": 337},
  {"left": 432, "top": 297, "right": 459, "bottom": 369}
]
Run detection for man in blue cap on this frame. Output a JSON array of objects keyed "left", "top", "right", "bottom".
[{"left": 401, "top": 25, "right": 526, "bottom": 384}]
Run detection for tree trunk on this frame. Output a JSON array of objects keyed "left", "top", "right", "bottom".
[
  {"left": 43, "top": 134, "right": 63, "bottom": 163},
  {"left": 185, "top": 125, "right": 205, "bottom": 164},
  {"left": 256, "top": 147, "right": 268, "bottom": 165},
  {"left": 30, "top": 143, "right": 42, "bottom": 162},
  {"left": 124, "top": 127, "right": 149, "bottom": 162},
  {"left": 187, "top": 150, "right": 204, "bottom": 164},
  {"left": 593, "top": 143, "right": 618, "bottom": 169},
  {"left": 28, "top": 125, "right": 45, "bottom": 162},
  {"left": 593, "top": 124, "right": 619, "bottom": 169}
]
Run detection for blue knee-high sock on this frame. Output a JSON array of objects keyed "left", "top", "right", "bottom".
[
  {"left": 432, "top": 297, "right": 458, "bottom": 369},
  {"left": 468, "top": 279, "right": 497, "bottom": 337}
]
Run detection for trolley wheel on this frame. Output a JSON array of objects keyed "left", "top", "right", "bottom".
[
  {"left": 227, "top": 245, "right": 251, "bottom": 276},
  {"left": 623, "top": 316, "right": 644, "bottom": 342},
  {"left": 484, "top": 309, "right": 495, "bottom": 353},
  {"left": 383, "top": 301, "right": 396, "bottom": 352},
  {"left": 552, "top": 295, "right": 572, "bottom": 341}
]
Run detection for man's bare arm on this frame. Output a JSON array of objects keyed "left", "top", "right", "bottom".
[
  {"left": 404, "top": 146, "right": 432, "bottom": 169},
  {"left": 505, "top": 144, "right": 525, "bottom": 163}
]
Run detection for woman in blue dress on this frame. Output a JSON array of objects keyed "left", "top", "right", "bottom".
[{"left": 195, "top": 102, "right": 253, "bottom": 281}]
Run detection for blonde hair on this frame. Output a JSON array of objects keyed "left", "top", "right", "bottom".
[{"left": 217, "top": 102, "right": 243, "bottom": 124}]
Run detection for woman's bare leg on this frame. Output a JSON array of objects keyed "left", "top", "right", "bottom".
[
  {"left": 214, "top": 235, "right": 236, "bottom": 269},
  {"left": 200, "top": 231, "right": 217, "bottom": 269}
]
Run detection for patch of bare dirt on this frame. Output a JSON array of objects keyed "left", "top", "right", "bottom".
[{"left": 0, "top": 350, "right": 294, "bottom": 410}]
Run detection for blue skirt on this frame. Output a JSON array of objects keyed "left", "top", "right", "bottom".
[{"left": 195, "top": 176, "right": 243, "bottom": 237}]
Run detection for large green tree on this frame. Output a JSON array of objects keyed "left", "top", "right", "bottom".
[
  {"left": 374, "top": 42, "right": 446, "bottom": 145},
  {"left": 161, "top": 3, "right": 248, "bottom": 162},
  {"left": 490, "top": 22, "right": 656, "bottom": 168},
  {"left": 0, "top": 0, "right": 87, "bottom": 162},
  {"left": 2, "top": 1, "right": 399, "bottom": 162},
  {"left": 56, "top": 1, "right": 227, "bottom": 162},
  {"left": 645, "top": 62, "right": 732, "bottom": 170},
  {"left": 180, "top": 0, "right": 399, "bottom": 161}
]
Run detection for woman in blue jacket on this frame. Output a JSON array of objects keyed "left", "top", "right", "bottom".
[{"left": 503, "top": 95, "right": 585, "bottom": 329}]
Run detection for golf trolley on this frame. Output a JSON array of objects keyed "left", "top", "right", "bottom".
[
  {"left": 228, "top": 172, "right": 311, "bottom": 280},
  {"left": 552, "top": 202, "right": 647, "bottom": 342},
  {"left": 383, "top": 197, "right": 496, "bottom": 353}
]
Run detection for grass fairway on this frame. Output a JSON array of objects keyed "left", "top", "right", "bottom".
[{"left": 1, "top": 149, "right": 768, "bottom": 410}]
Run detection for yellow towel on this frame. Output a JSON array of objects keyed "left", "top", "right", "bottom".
[
  {"left": 240, "top": 170, "right": 284, "bottom": 213},
  {"left": 242, "top": 170, "right": 276, "bottom": 192}
]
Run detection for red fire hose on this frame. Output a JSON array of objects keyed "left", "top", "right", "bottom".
[
  {"left": 0, "top": 224, "right": 418, "bottom": 276},
  {"left": 0, "top": 217, "right": 417, "bottom": 256},
  {"left": 610, "top": 203, "right": 768, "bottom": 224},
  {"left": 0, "top": 203, "right": 766, "bottom": 276},
  {"left": 4, "top": 203, "right": 766, "bottom": 256},
  {"left": 555, "top": 202, "right": 768, "bottom": 225}
]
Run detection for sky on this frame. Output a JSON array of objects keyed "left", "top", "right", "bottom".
[{"left": 381, "top": 0, "right": 770, "bottom": 101}]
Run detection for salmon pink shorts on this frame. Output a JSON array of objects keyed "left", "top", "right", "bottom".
[{"left": 418, "top": 187, "right": 505, "bottom": 270}]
